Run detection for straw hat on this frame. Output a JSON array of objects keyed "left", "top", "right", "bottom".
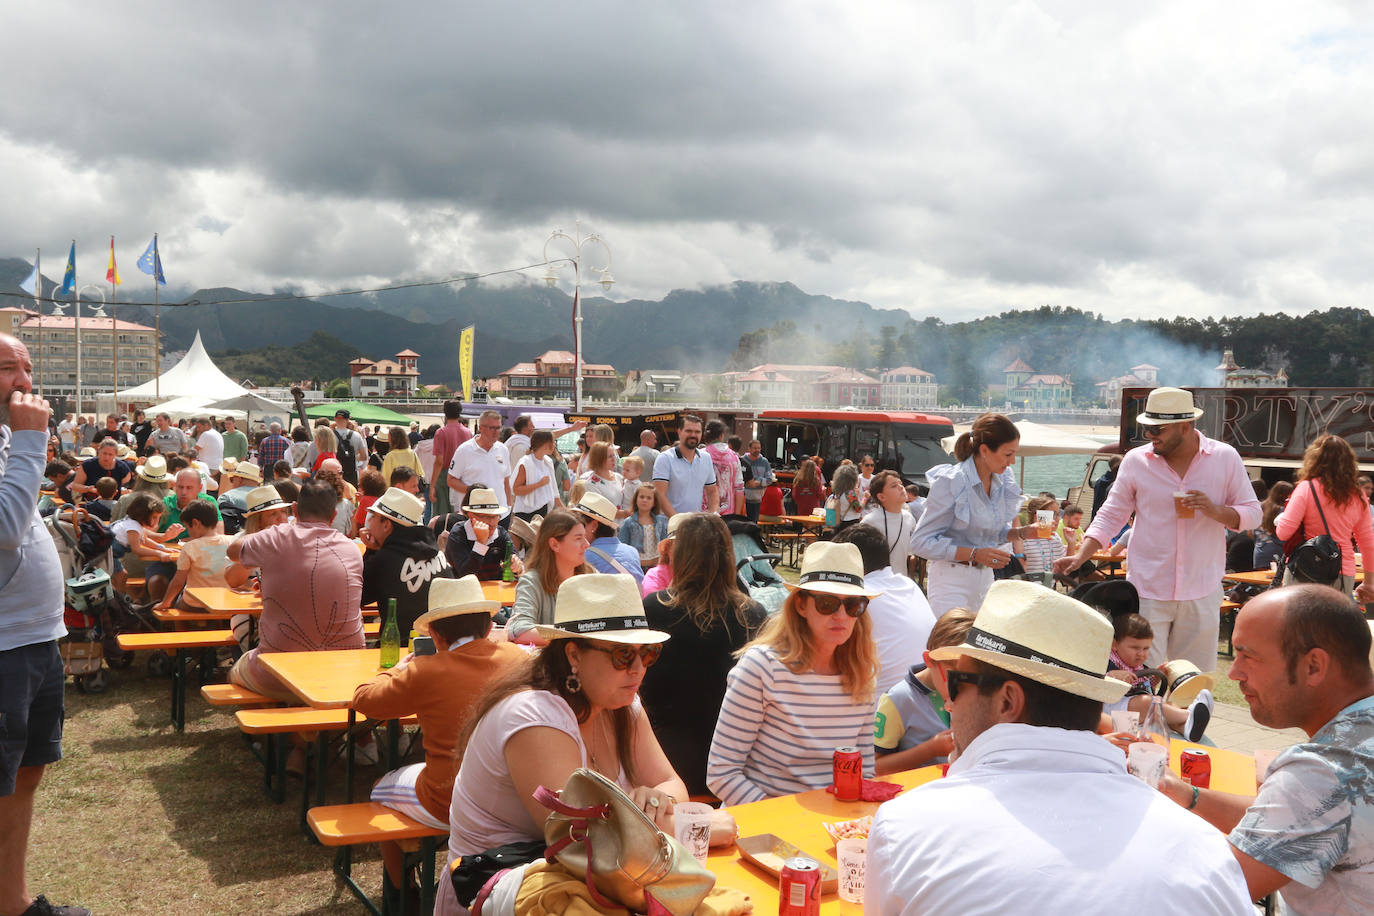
[
  {"left": 244, "top": 485, "right": 290, "bottom": 516},
  {"left": 221, "top": 457, "right": 239, "bottom": 474},
  {"left": 784, "top": 541, "right": 881, "bottom": 598},
  {"left": 367, "top": 487, "right": 424, "bottom": 527},
  {"left": 661, "top": 511, "right": 692, "bottom": 542},
  {"left": 572, "top": 492, "right": 620, "bottom": 530},
  {"left": 535, "top": 574, "right": 671, "bottom": 644},
  {"left": 1136, "top": 387, "right": 1203, "bottom": 426},
  {"left": 462, "top": 487, "right": 511, "bottom": 519},
  {"left": 930, "top": 580, "right": 1128, "bottom": 703},
  {"left": 231, "top": 461, "right": 263, "bottom": 484},
  {"left": 78, "top": 446, "right": 96, "bottom": 459},
  {"left": 136, "top": 455, "right": 170, "bottom": 484},
  {"left": 1160, "top": 660, "right": 1214, "bottom": 707},
  {"left": 116, "top": 444, "right": 136, "bottom": 460},
  {"left": 413, "top": 575, "right": 501, "bottom": 633},
  {"left": 509, "top": 514, "right": 541, "bottom": 548}
]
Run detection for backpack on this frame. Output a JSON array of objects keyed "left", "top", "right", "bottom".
[{"left": 333, "top": 428, "right": 359, "bottom": 485}]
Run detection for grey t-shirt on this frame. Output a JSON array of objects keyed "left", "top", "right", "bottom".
[
  {"left": 149, "top": 427, "right": 187, "bottom": 454},
  {"left": 0, "top": 428, "right": 66, "bottom": 650}
]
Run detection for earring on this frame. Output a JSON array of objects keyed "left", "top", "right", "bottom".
[{"left": 564, "top": 671, "right": 582, "bottom": 694}]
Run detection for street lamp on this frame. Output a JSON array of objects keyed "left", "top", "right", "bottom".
[
  {"left": 77, "top": 285, "right": 105, "bottom": 417},
  {"left": 542, "top": 222, "right": 613, "bottom": 412}
]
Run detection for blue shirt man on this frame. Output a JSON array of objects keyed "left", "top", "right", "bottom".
[{"left": 651, "top": 416, "right": 718, "bottom": 516}]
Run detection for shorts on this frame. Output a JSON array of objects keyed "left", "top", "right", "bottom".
[
  {"left": 371, "top": 762, "right": 448, "bottom": 829},
  {"left": 1, "top": 640, "right": 66, "bottom": 796},
  {"left": 145, "top": 560, "right": 177, "bottom": 580}
]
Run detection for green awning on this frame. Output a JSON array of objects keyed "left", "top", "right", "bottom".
[{"left": 304, "top": 400, "right": 415, "bottom": 426}]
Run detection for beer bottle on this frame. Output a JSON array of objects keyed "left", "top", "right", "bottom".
[
  {"left": 379, "top": 598, "right": 401, "bottom": 669},
  {"left": 502, "top": 539, "right": 514, "bottom": 583}
]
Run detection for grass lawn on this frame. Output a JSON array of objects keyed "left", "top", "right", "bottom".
[{"left": 29, "top": 659, "right": 387, "bottom": 915}]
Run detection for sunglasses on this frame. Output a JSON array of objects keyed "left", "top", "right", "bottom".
[
  {"left": 807, "top": 593, "right": 869, "bottom": 617},
  {"left": 946, "top": 669, "right": 1010, "bottom": 700},
  {"left": 584, "top": 643, "right": 663, "bottom": 670}
]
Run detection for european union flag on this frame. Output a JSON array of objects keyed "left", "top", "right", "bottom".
[
  {"left": 136, "top": 234, "right": 166, "bottom": 286},
  {"left": 59, "top": 242, "right": 76, "bottom": 295}
]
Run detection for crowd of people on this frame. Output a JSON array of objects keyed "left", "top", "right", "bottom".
[{"left": 3, "top": 343, "right": 1371, "bottom": 916}]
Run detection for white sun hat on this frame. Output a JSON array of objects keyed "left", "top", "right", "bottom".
[
  {"left": 535, "top": 574, "right": 670, "bottom": 645},
  {"left": 1136, "top": 387, "right": 1204, "bottom": 426},
  {"left": 930, "top": 579, "right": 1128, "bottom": 703},
  {"left": 784, "top": 541, "right": 881, "bottom": 598}
]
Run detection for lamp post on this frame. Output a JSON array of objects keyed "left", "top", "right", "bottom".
[
  {"left": 542, "top": 222, "right": 613, "bottom": 412},
  {"left": 76, "top": 285, "right": 105, "bottom": 418}
]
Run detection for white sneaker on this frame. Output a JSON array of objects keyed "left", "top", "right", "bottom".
[{"left": 1185, "top": 689, "right": 1213, "bottom": 743}]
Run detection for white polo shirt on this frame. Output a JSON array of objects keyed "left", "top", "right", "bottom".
[
  {"left": 195, "top": 428, "right": 224, "bottom": 471},
  {"left": 448, "top": 438, "right": 511, "bottom": 508}
]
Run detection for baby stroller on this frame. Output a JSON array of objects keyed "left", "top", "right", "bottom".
[
  {"left": 46, "top": 504, "right": 152, "bottom": 691},
  {"left": 724, "top": 518, "right": 788, "bottom": 615}
]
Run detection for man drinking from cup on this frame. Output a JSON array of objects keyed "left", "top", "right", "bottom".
[{"left": 1054, "top": 388, "right": 1261, "bottom": 671}]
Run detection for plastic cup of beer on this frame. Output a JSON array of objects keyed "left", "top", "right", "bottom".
[
  {"left": 836, "top": 838, "right": 867, "bottom": 904},
  {"left": 1035, "top": 510, "right": 1054, "bottom": 538},
  {"left": 1127, "top": 742, "right": 1169, "bottom": 788},
  {"left": 671, "top": 802, "right": 713, "bottom": 867},
  {"left": 1109, "top": 710, "right": 1139, "bottom": 734},
  {"left": 1173, "top": 491, "right": 1194, "bottom": 519}
]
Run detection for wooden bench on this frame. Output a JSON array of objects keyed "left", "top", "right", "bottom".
[
  {"left": 117, "top": 629, "right": 238, "bottom": 731},
  {"left": 308, "top": 802, "right": 446, "bottom": 916},
  {"left": 200, "top": 683, "right": 276, "bottom": 707}
]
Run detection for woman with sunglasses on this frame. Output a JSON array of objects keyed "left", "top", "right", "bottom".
[
  {"left": 707, "top": 542, "right": 880, "bottom": 805},
  {"left": 436, "top": 574, "right": 695, "bottom": 915},
  {"left": 640, "top": 513, "right": 768, "bottom": 796},
  {"left": 912, "top": 413, "right": 1036, "bottom": 616}
]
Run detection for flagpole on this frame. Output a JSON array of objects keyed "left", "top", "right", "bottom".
[
  {"left": 110, "top": 235, "right": 119, "bottom": 410},
  {"left": 153, "top": 234, "right": 160, "bottom": 401},
  {"left": 72, "top": 240, "right": 81, "bottom": 417},
  {"left": 33, "top": 248, "right": 42, "bottom": 399}
]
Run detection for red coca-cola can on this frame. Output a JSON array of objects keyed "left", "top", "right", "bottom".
[
  {"left": 778, "top": 856, "right": 822, "bottom": 916},
  {"left": 833, "top": 746, "right": 862, "bottom": 801},
  {"left": 1180, "top": 748, "right": 1211, "bottom": 788}
]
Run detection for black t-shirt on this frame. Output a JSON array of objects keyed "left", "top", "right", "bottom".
[
  {"left": 80, "top": 457, "right": 133, "bottom": 492},
  {"left": 639, "top": 591, "right": 767, "bottom": 796},
  {"left": 361, "top": 525, "right": 454, "bottom": 637},
  {"left": 131, "top": 421, "right": 154, "bottom": 452}
]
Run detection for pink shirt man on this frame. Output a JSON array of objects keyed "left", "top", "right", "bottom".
[{"left": 1085, "top": 433, "right": 1261, "bottom": 602}]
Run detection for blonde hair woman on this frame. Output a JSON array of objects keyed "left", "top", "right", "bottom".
[{"left": 707, "top": 541, "right": 879, "bottom": 804}]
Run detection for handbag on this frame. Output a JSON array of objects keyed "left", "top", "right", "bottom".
[
  {"left": 1285, "top": 482, "right": 1343, "bottom": 585},
  {"left": 536, "top": 768, "right": 715, "bottom": 916}
]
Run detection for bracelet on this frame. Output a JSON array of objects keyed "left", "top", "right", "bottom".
[{"left": 1187, "top": 785, "right": 1200, "bottom": 810}]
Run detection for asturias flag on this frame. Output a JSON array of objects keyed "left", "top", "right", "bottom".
[
  {"left": 136, "top": 234, "right": 166, "bottom": 286},
  {"left": 59, "top": 242, "right": 76, "bottom": 296},
  {"left": 106, "top": 236, "right": 121, "bottom": 286}
]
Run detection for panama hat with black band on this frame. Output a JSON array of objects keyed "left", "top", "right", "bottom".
[
  {"left": 137, "top": 455, "right": 171, "bottom": 484},
  {"left": 784, "top": 541, "right": 881, "bottom": 598},
  {"left": 571, "top": 491, "right": 620, "bottom": 531},
  {"left": 535, "top": 573, "right": 671, "bottom": 645},
  {"left": 367, "top": 486, "right": 424, "bottom": 527},
  {"left": 244, "top": 485, "right": 291, "bottom": 516},
  {"left": 930, "top": 579, "right": 1128, "bottom": 703},
  {"left": 463, "top": 486, "right": 511, "bottom": 520},
  {"left": 413, "top": 575, "right": 502, "bottom": 633},
  {"left": 1136, "top": 387, "right": 1204, "bottom": 426}
]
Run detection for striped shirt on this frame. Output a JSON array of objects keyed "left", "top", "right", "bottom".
[{"left": 707, "top": 645, "right": 876, "bottom": 805}]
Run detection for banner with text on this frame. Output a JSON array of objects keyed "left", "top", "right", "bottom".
[{"left": 459, "top": 325, "right": 474, "bottom": 403}]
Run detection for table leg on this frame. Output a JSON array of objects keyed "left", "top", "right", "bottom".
[
  {"left": 419, "top": 838, "right": 437, "bottom": 916},
  {"left": 346, "top": 708, "right": 357, "bottom": 803},
  {"left": 386, "top": 719, "right": 400, "bottom": 770},
  {"left": 172, "top": 649, "right": 187, "bottom": 732}
]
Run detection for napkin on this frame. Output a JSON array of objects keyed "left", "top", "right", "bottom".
[{"left": 826, "top": 778, "right": 903, "bottom": 802}]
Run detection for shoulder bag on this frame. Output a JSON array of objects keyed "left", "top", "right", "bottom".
[{"left": 1284, "top": 482, "right": 1343, "bottom": 586}]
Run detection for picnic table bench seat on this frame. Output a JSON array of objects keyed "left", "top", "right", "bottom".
[
  {"left": 117, "top": 629, "right": 239, "bottom": 731},
  {"left": 308, "top": 802, "right": 445, "bottom": 916}
]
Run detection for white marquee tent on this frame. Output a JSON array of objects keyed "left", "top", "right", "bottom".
[{"left": 113, "top": 331, "right": 253, "bottom": 403}]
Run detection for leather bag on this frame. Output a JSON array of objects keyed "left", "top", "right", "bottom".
[
  {"left": 536, "top": 768, "right": 715, "bottom": 916},
  {"left": 1286, "top": 482, "right": 1343, "bottom": 585}
]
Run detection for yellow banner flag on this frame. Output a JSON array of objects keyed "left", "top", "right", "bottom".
[{"left": 459, "top": 325, "right": 475, "bottom": 402}]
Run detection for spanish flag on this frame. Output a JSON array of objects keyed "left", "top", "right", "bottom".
[{"left": 106, "top": 236, "right": 121, "bottom": 286}]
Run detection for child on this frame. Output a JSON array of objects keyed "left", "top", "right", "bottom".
[
  {"left": 617, "top": 454, "right": 644, "bottom": 519},
  {"left": 1106, "top": 612, "right": 1212, "bottom": 743},
  {"left": 45, "top": 459, "right": 75, "bottom": 504},
  {"left": 111, "top": 493, "right": 182, "bottom": 586},
  {"left": 873, "top": 607, "right": 976, "bottom": 774},
  {"left": 512, "top": 429, "right": 559, "bottom": 520},
  {"left": 157, "top": 500, "right": 235, "bottom": 611}
]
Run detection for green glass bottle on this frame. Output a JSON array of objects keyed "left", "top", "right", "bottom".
[
  {"left": 379, "top": 597, "right": 401, "bottom": 669},
  {"left": 502, "top": 538, "right": 515, "bottom": 583}
]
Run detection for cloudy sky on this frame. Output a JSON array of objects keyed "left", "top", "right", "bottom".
[{"left": 4, "top": 1, "right": 1373, "bottom": 321}]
